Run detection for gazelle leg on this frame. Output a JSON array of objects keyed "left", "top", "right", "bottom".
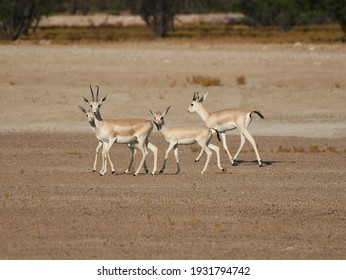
[
  {"left": 195, "top": 148, "right": 204, "bottom": 162},
  {"left": 133, "top": 142, "right": 149, "bottom": 176},
  {"left": 208, "top": 143, "right": 224, "bottom": 171},
  {"left": 106, "top": 149, "right": 116, "bottom": 174},
  {"left": 100, "top": 143, "right": 107, "bottom": 176},
  {"left": 100, "top": 140, "right": 115, "bottom": 176},
  {"left": 220, "top": 133, "right": 236, "bottom": 166},
  {"left": 143, "top": 160, "right": 149, "bottom": 174},
  {"left": 148, "top": 142, "right": 158, "bottom": 175},
  {"left": 160, "top": 142, "right": 176, "bottom": 173},
  {"left": 125, "top": 144, "right": 137, "bottom": 174},
  {"left": 173, "top": 145, "right": 181, "bottom": 174},
  {"left": 95, "top": 143, "right": 115, "bottom": 174},
  {"left": 93, "top": 141, "right": 102, "bottom": 172},
  {"left": 199, "top": 143, "right": 212, "bottom": 174},
  {"left": 239, "top": 127, "right": 263, "bottom": 167},
  {"left": 233, "top": 133, "right": 246, "bottom": 162}
]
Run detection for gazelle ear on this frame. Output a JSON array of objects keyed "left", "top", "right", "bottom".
[
  {"left": 78, "top": 105, "right": 86, "bottom": 114},
  {"left": 163, "top": 105, "right": 171, "bottom": 116},
  {"left": 147, "top": 109, "right": 155, "bottom": 117},
  {"left": 99, "top": 94, "right": 108, "bottom": 104},
  {"left": 81, "top": 96, "right": 90, "bottom": 104},
  {"left": 199, "top": 92, "right": 208, "bottom": 102}
]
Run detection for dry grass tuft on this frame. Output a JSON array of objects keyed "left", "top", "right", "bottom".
[
  {"left": 293, "top": 146, "right": 305, "bottom": 153},
  {"left": 68, "top": 151, "right": 82, "bottom": 159},
  {"left": 236, "top": 75, "right": 246, "bottom": 85},
  {"left": 308, "top": 145, "right": 321, "bottom": 153},
  {"left": 325, "top": 146, "right": 337, "bottom": 153},
  {"left": 277, "top": 145, "right": 291, "bottom": 153},
  {"left": 189, "top": 75, "right": 221, "bottom": 87}
]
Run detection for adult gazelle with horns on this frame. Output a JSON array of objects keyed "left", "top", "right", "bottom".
[
  {"left": 188, "top": 91, "right": 264, "bottom": 167},
  {"left": 81, "top": 85, "right": 158, "bottom": 176}
]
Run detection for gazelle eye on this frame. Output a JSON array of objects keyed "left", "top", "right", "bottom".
[{"left": 191, "top": 103, "right": 194, "bottom": 106}]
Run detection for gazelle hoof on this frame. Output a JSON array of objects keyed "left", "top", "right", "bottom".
[
  {"left": 93, "top": 169, "right": 96, "bottom": 173},
  {"left": 194, "top": 159, "right": 199, "bottom": 162},
  {"left": 112, "top": 171, "right": 115, "bottom": 174},
  {"left": 221, "top": 167, "right": 225, "bottom": 172},
  {"left": 232, "top": 162, "right": 238, "bottom": 166},
  {"left": 99, "top": 173, "right": 105, "bottom": 176},
  {"left": 159, "top": 170, "right": 164, "bottom": 174},
  {"left": 133, "top": 173, "right": 138, "bottom": 176},
  {"left": 259, "top": 162, "right": 263, "bottom": 167}
]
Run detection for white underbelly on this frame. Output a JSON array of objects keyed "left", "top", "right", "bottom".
[
  {"left": 115, "top": 136, "right": 137, "bottom": 144},
  {"left": 217, "top": 123, "right": 237, "bottom": 132},
  {"left": 177, "top": 139, "right": 197, "bottom": 145}
]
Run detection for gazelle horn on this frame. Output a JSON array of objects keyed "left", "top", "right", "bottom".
[
  {"left": 89, "top": 84, "right": 95, "bottom": 101},
  {"left": 96, "top": 85, "right": 99, "bottom": 101}
]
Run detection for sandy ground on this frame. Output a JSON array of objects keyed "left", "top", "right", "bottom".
[{"left": 0, "top": 42, "right": 346, "bottom": 259}]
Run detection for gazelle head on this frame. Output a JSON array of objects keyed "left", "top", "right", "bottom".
[
  {"left": 81, "top": 85, "right": 108, "bottom": 116},
  {"left": 147, "top": 106, "right": 171, "bottom": 130},
  {"left": 79, "top": 105, "right": 96, "bottom": 127},
  {"left": 188, "top": 91, "right": 208, "bottom": 113}
]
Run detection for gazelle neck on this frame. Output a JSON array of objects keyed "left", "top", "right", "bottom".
[
  {"left": 159, "top": 123, "right": 169, "bottom": 137},
  {"left": 196, "top": 104, "right": 210, "bottom": 123}
]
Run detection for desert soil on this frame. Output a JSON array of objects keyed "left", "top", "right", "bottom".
[{"left": 0, "top": 41, "right": 345, "bottom": 259}]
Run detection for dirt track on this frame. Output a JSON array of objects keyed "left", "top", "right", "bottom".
[{"left": 0, "top": 42, "right": 345, "bottom": 259}]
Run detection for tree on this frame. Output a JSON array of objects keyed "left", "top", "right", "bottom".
[
  {"left": 305, "top": 0, "right": 346, "bottom": 41},
  {"left": 234, "top": 0, "right": 303, "bottom": 31},
  {"left": 128, "top": 0, "right": 225, "bottom": 38},
  {"left": 0, "top": 0, "right": 55, "bottom": 40},
  {"left": 132, "top": 0, "right": 183, "bottom": 38}
]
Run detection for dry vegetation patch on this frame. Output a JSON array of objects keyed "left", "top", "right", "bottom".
[
  {"left": 188, "top": 75, "right": 221, "bottom": 87},
  {"left": 11, "top": 22, "right": 344, "bottom": 44},
  {"left": 276, "top": 145, "right": 340, "bottom": 153}
]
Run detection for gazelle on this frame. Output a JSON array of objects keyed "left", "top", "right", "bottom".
[
  {"left": 188, "top": 91, "right": 264, "bottom": 167},
  {"left": 148, "top": 106, "right": 224, "bottom": 174},
  {"left": 79, "top": 106, "right": 141, "bottom": 174},
  {"left": 82, "top": 85, "right": 158, "bottom": 176}
]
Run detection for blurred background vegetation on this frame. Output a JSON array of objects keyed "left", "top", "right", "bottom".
[{"left": 0, "top": 0, "right": 345, "bottom": 42}]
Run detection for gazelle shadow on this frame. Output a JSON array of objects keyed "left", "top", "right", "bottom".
[{"left": 233, "top": 160, "right": 282, "bottom": 167}]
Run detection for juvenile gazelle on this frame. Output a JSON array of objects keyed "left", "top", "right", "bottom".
[
  {"left": 188, "top": 91, "right": 264, "bottom": 167},
  {"left": 148, "top": 106, "right": 224, "bottom": 174},
  {"left": 78, "top": 105, "right": 141, "bottom": 174},
  {"left": 82, "top": 85, "right": 158, "bottom": 176}
]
